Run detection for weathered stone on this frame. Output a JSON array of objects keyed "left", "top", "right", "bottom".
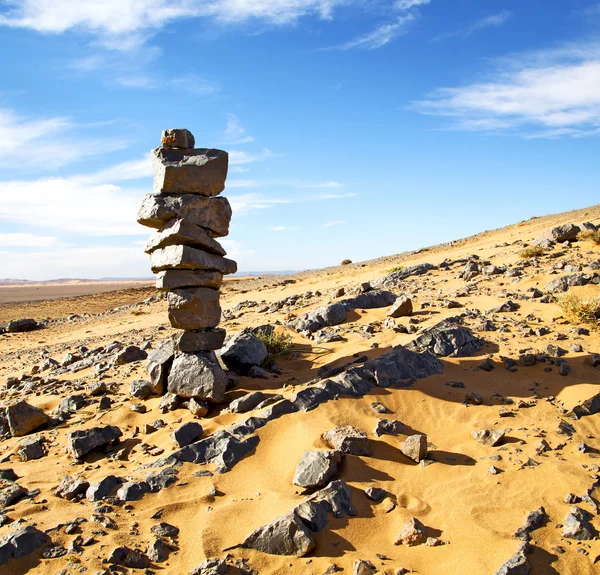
[
  {"left": 159, "top": 393, "right": 181, "bottom": 413},
  {"left": 145, "top": 218, "right": 227, "bottom": 256},
  {"left": 137, "top": 193, "right": 232, "bottom": 237},
  {"left": 18, "top": 437, "right": 46, "bottom": 461},
  {"left": 189, "top": 397, "right": 210, "bottom": 417},
  {"left": 291, "top": 386, "right": 332, "bottom": 412},
  {"left": 294, "top": 480, "right": 356, "bottom": 532},
  {"left": 471, "top": 429, "right": 505, "bottom": 447},
  {"left": 289, "top": 302, "right": 347, "bottom": 334},
  {"left": 323, "top": 426, "right": 370, "bottom": 456},
  {"left": 387, "top": 295, "right": 413, "bottom": 318},
  {"left": 6, "top": 318, "right": 38, "bottom": 333},
  {"left": 116, "top": 481, "right": 150, "bottom": 502},
  {"left": 374, "top": 419, "right": 403, "bottom": 437},
  {"left": 174, "top": 328, "right": 226, "bottom": 352},
  {"left": 243, "top": 512, "right": 314, "bottom": 557},
  {"left": 55, "top": 475, "right": 90, "bottom": 500},
  {"left": 151, "top": 245, "right": 236, "bottom": 275},
  {"left": 147, "top": 538, "right": 167, "bottom": 562},
  {"left": 55, "top": 395, "right": 87, "bottom": 414},
  {"left": 129, "top": 379, "right": 154, "bottom": 399},
  {"left": 514, "top": 507, "right": 547, "bottom": 540},
  {"left": 108, "top": 545, "right": 149, "bottom": 569},
  {"left": 146, "top": 339, "right": 175, "bottom": 396},
  {"left": 114, "top": 345, "right": 147, "bottom": 364},
  {"left": 220, "top": 330, "right": 268, "bottom": 375},
  {"left": 395, "top": 517, "right": 427, "bottom": 546},
  {"left": 191, "top": 558, "right": 228, "bottom": 575},
  {"left": 567, "top": 392, "right": 600, "bottom": 419},
  {"left": 543, "top": 223, "right": 580, "bottom": 243},
  {"left": 167, "top": 352, "right": 227, "bottom": 403},
  {"left": 146, "top": 467, "right": 178, "bottom": 492},
  {"left": 0, "top": 526, "right": 50, "bottom": 566},
  {"left": 401, "top": 434, "right": 427, "bottom": 462},
  {"left": 151, "top": 522, "right": 179, "bottom": 538},
  {"left": 151, "top": 146, "right": 228, "bottom": 196},
  {"left": 172, "top": 421, "right": 203, "bottom": 447},
  {"left": 161, "top": 128, "right": 195, "bottom": 149},
  {"left": 494, "top": 543, "right": 530, "bottom": 575},
  {"left": 6, "top": 401, "right": 49, "bottom": 437},
  {"left": 353, "top": 560, "right": 377, "bottom": 575},
  {"left": 406, "top": 319, "right": 481, "bottom": 358},
  {"left": 561, "top": 506, "right": 595, "bottom": 540},
  {"left": 167, "top": 287, "right": 222, "bottom": 330},
  {"left": 229, "top": 391, "right": 267, "bottom": 413},
  {"left": 86, "top": 475, "right": 122, "bottom": 501},
  {"left": 66, "top": 425, "right": 122, "bottom": 459},
  {"left": 293, "top": 450, "right": 343, "bottom": 489},
  {"left": 372, "top": 263, "right": 437, "bottom": 289},
  {"left": 156, "top": 269, "right": 223, "bottom": 291},
  {"left": 0, "top": 480, "right": 27, "bottom": 510}
]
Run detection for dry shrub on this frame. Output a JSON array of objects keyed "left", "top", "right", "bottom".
[
  {"left": 389, "top": 265, "right": 405, "bottom": 273},
  {"left": 580, "top": 229, "right": 600, "bottom": 245},
  {"left": 255, "top": 330, "right": 294, "bottom": 356},
  {"left": 519, "top": 245, "right": 546, "bottom": 258},
  {"left": 557, "top": 293, "right": 600, "bottom": 326}
]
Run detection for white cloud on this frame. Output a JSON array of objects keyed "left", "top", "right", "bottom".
[
  {"left": 227, "top": 178, "right": 345, "bottom": 189},
  {"left": 321, "top": 220, "right": 345, "bottom": 227},
  {"left": 75, "top": 154, "right": 152, "bottom": 184},
  {"left": 229, "top": 148, "right": 275, "bottom": 165},
  {"left": 272, "top": 225, "right": 301, "bottom": 231},
  {"left": 219, "top": 238, "right": 256, "bottom": 261},
  {"left": 170, "top": 73, "right": 220, "bottom": 95},
  {"left": 413, "top": 43, "right": 600, "bottom": 137},
  {"left": 433, "top": 11, "right": 512, "bottom": 41},
  {"left": 0, "top": 233, "right": 59, "bottom": 247},
  {"left": 229, "top": 193, "right": 292, "bottom": 213},
  {"left": 0, "top": 0, "right": 357, "bottom": 49},
  {"left": 223, "top": 114, "right": 255, "bottom": 145},
  {"left": 394, "top": 0, "right": 430, "bottom": 9},
  {"left": 0, "top": 108, "right": 126, "bottom": 170},
  {"left": 326, "top": 14, "right": 415, "bottom": 50}
]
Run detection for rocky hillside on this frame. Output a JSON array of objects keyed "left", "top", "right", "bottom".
[{"left": 0, "top": 204, "right": 599, "bottom": 575}]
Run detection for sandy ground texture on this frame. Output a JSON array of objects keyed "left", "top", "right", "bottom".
[{"left": 0, "top": 204, "right": 600, "bottom": 575}]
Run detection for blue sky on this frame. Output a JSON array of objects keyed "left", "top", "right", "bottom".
[{"left": 0, "top": 0, "right": 599, "bottom": 280}]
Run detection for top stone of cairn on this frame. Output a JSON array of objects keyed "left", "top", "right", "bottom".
[{"left": 161, "top": 128, "right": 195, "bottom": 149}]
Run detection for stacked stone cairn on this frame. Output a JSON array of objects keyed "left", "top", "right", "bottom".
[{"left": 137, "top": 129, "right": 237, "bottom": 405}]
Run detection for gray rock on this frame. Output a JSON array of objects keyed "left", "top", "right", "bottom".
[
  {"left": 295, "top": 480, "right": 356, "bottom": 529},
  {"left": 372, "top": 263, "right": 437, "bottom": 289},
  {"left": 55, "top": 475, "right": 89, "bottom": 500},
  {"left": 561, "top": 506, "right": 595, "bottom": 540},
  {"left": 137, "top": 193, "right": 232, "bottom": 237},
  {"left": 243, "top": 512, "right": 314, "bottom": 557},
  {"left": 544, "top": 223, "right": 580, "bottom": 243},
  {"left": 6, "top": 318, "right": 39, "bottom": 333},
  {"left": 156, "top": 269, "right": 223, "bottom": 291},
  {"left": 66, "top": 425, "right": 122, "bottom": 459},
  {"left": 86, "top": 475, "right": 122, "bottom": 501},
  {"left": 146, "top": 467, "right": 178, "bottom": 492},
  {"left": 6, "top": 401, "right": 49, "bottom": 437},
  {"left": 293, "top": 450, "right": 343, "bottom": 489},
  {"left": 151, "top": 522, "right": 179, "bottom": 538},
  {"left": 191, "top": 558, "right": 228, "bottom": 575},
  {"left": 545, "top": 273, "right": 596, "bottom": 292},
  {"left": 289, "top": 302, "right": 347, "bottom": 334},
  {"left": 114, "top": 345, "right": 147, "bottom": 364},
  {"left": 129, "top": 379, "right": 153, "bottom": 399},
  {"left": 0, "top": 480, "right": 27, "bottom": 510},
  {"left": 145, "top": 218, "right": 226, "bottom": 255},
  {"left": 353, "top": 560, "right": 377, "bottom": 575},
  {"left": 172, "top": 421, "right": 203, "bottom": 447},
  {"left": 365, "top": 487, "right": 388, "bottom": 502},
  {"left": 291, "top": 386, "right": 332, "bottom": 412},
  {"left": 387, "top": 295, "right": 413, "bottom": 318},
  {"left": 167, "top": 351, "right": 227, "bottom": 403},
  {"left": 167, "top": 287, "right": 222, "bottom": 330},
  {"left": 494, "top": 543, "right": 530, "bottom": 575},
  {"left": 401, "top": 434, "right": 427, "bottom": 462},
  {"left": 363, "top": 345, "right": 443, "bottom": 387},
  {"left": 161, "top": 128, "right": 195, "bottom": 149},
  {"left": 323, "top": 426, "right": 370, "bottom": 456},
  {"left": 151, "top": 245, "right": 236, "bottom": 275},
  {"left": 147, "top": 537, "right": 167, "bottom": 562},
  {"left": 567, "top": 392, "right": 600, "bottom": 419},
  {"left": 395, "top": 517, "right": 427, "bottom": 546},
  {"left": 220, "top": 330, "right": 268, "bottom": 375},
  {"left": 18, "top": 437, "right": 46, "bottom": 461},
  {"left": 471, "top": 429, "right": 505, "bottom": 447},
  {"left": 343, "top": 290, "right": 397, "bottom": 310},
  {"left": 229, "top": 391, "right": 267, "bottom": 413},
  {"left": 0, "top": 526, "right": 50, "bottom": 566},
  {"left": 514, "top": 507, "right": 547, "bottom": 540},
  {"left": 151, "top": 146, "right": 228, "bottom": 196},
  {"left": 116, "top": 481, "right": 150, "bottom": 502},
  {"left": 374, "top": 419, "right": 403, "bottom": 437},
  {"left": 248, "top": 365, "right": 269, "bottom": 379},
  {"left": 146, "top": 339, "right": 175, "bottom": 396},
  {"left": 406, "top": 319, "right": 481, "bottom": 358},
  {"left": 55, "top": 395, "right": 87, "bottom": 414},
  {"left": 189, "top": 398, "right": 210, "bottom": 417},
  {"left": 174, "top": 328, "right": 226, "bottom": 352},
  {"left": 108, "top": 545, "right": 149, "bottom": 569},
  {"left": 159, "top": 393, "right": 181, "bottom": 413}
]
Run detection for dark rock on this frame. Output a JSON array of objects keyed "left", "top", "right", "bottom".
[
  {"left": 6, "top": 401, "right": 49, "bottom": 437},
  {"left": 0, "top": 470, "right": 17, "bottom": 482},
  {"left": 291, "top": 386, "right": 332, "bottom": 412},
  {"left": 147, "top": 537, "right": 167, "bottom": 562},
  {"left": 0, "top": 526, "right": 50, "bottom": 566},
  {"left": 146, "top": 467, "right": 178, "bottom": 492},
  {"left": 365, "top": 487, "right": 388, "bottom": 502},
  {"left": 6, "top": 319, "right": 39, "bottom": 333},
  {"left": 220, "top": 330, "right": 269, "bottom": 375},
  {"left": 167, "top": 287, "right": 222, "bottom": 330},
  {"left": 151, "top": 522, "right": 179, "bottom": 538},
  {"left": 156, "top": 269, "right": 223, "bottom": 291},
  {"left": 374, "top": 419, "right": 403, "bottom": 437},
  {"left": 174, "top": 328, "right": 226, "bottom": 352},
  {"left": 172, "top": 422, "right": 203, "bottom": 447},
  {"left": 229, "top": 391, "right": 267, "bottom": 414},
  {"left": 160, "top": 128, "right": 195, "bottom": 149},
  {"left": 167, "top": 352, "right": 227, "bottom": 403},
  {"left": 86, "top": 475, "right": 122, "bottom": 501},
  {"left": 323, "top": 426, "right": 370, "bottom": 456},
  {"left": 544, "top": 223, "right": 580, "bottom": 243},
  {"left": 55, "top": 475, "right": 90, "bottom": 500},
  {"left": 66, "top": 425, "right": 122, "bottom": 459},
  {"left": 567, "top": 392, "right": 600, "bottom": 419},
  {"left": 405, "top": 319, "right": 481, "bottom": 358},
  {"left": 116, "top": 481, "right": 150, "bottom": 502},
  {"left": 145, "top": 218, "right": 226, "bottom": 256},
  {"left": 243, "top": 512, "right": 314, "bottom": 557},
  {"left": 18, "top": 437, "right": 46, "bottom": 461},
  {"left": 152, "top": 245, "right": 236, "bottom": 275},
  {"left": 293, "top": 450, "right": 343, "bottom": 489},
  {"left": 115, "top": 346, "right": 147, "bottom": 365},
  {"left": 146, "top": 339, "right": 175, "bottom": 395},
  {"left": 562, "top": 506, "right": 596, "bottom": 540},
  {"left": 494, "top": 543, "right": 530, "bottom": 575},
  {"left": 514, "top": 507, "right": 547, "bottom": 540},
  {"left": 0, "top": 480, "right": 27, "bottom": 510},
  {"left": 372, "top": 263, "right": 437, "bottom": 289},
  {"left": 129, "top": 379, "right": 154, "bottom": 399},
  {"left": 108, "top": 545, "right": 149, "bottom": 569}
]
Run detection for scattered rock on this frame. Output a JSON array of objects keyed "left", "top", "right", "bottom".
[
  {"left": 394, "top": 517, "right": 427, "bottom": 546},
  {"left": 172, "top": 421, "right": 204, "bottom": 447},
  {"left": 472, "top": 429, "right": 505, "bottom": 447},
  {"left": 66, "top": 425, "right": 122, "bottom": 459},
  {"left": 323, "top": 426, "right": 370, "bottom": 456},
  {"left": 5, "top": 401, "right": 49, "bottom": 437},
  {"left": 401, "top": 434, "right": 427, "bottom": 463},
  {"left": 293, "top": 450, "right": 343, "bottom": 489}
]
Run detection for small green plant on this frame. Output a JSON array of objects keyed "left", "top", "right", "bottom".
[
  {"left": 389, "top": 265, "right": 405, "bottom": 273},
  {"left": 519, "top": 245, "right": 546, "bottom": 258},
  {"left": 255, "top": 330, "right": 294, "bottom": 356},
  {"left": 340, "top": 259, "right": 352, "bottom": 266},
  {"left": 557, "top": 293, "right": 600, "bottom": 327},
  {"left": 580, "top": 229, "right": 600, "bottom": 245}
]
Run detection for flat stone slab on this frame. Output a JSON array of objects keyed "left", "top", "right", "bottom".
[
  {"left": 167, "top": 287, "right": 221, "bottom": 330},
  {"left": 151, "top": 245, "right": 236, "bottom": 275},
  {"left": 152, "top": 146, "right": 228, "bottom": 196},
  {"left": 174, "top": 329, "right": 226, "bottom": 352},
  {"left": 137, "top": 194, "right": 232, "bottom": 237},
  {"left": 156, "top": 270, "right": 223, "bottom": 291},
  {"left": 145, "top": 218, "right": 226, "bottom": 256}
]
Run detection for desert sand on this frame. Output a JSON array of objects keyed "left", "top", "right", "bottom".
[{"left": 0, "top": 204, "right": 599, "bottom": 575}]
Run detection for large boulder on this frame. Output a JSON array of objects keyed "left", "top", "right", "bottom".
[
  {"left": 406, "top": 319, "right": 481, "bottom": 358},
  {"left": 220, "top": 330, "right": 268, "bottom": 375},
  {"left": 167, "top": 352, "right": 228, "bottom": 403},
  {"left": 293, "top": 450, "right": 343, "bottom": 489},
  {"left": 66, "top": 425, "right": 122, "bottom": 459},
  {"left": 0, "top": 526, "right": 50, "bottom": 566},
  {"left": 545, "top": 273, "right": 596, "bottom": 292},
  {"left": 543, "top": 223, "right": 580, "bottom": 243},
  {"left": 167, "top": 287, "right": 222, "bottom": 330},
  {"left": 150, "top": 245, "right": 236, "bottom": 275},
  {"left": 137, "top": 193, "right": 232, "bottom": 237},
  {"left": 5, "top": 401, "right": 49, "bottom": 437},
  {"left": 151, "top": 146, "right": 228, "bottom": 196},
  {"left": 243, "top": 512, "right": 314, "bottom": 557},
  {"left": 146, "top": 339, "right": 175, "bottom": 395}
]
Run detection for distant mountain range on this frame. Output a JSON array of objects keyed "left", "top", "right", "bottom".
[{"left": 0, "top": 271, "right": 297, "bottom": 285}]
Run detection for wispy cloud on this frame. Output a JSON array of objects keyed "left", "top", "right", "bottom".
[
  {"left": 229, "top": 148, "right": 275, "bottom": 165},
  {"left": 223, "top": 114, "right": 255, "bottom": 145},
  {"left": 321, "top": 220, "right": 346, "bottom": 228},
  {"left": 329, "top": 14, "right": 415, "bottom": 50},
  {"left": 272, "top": 225, "right": 301, "bottom": 231},
  {"left": 0, "top": 233, "right": 60, "bottom": 248},
  {"left": 412, "top": 42, "right": 600, "bottom": 138},
  {"left": 227, "top": 178, "right": 346, "bottom": 189},
  {"left": 394, "top": 0, "right": 430, "bottom": 9},
  {"left": 432, "top": 11, "right": 512, "bottom": 42}
]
